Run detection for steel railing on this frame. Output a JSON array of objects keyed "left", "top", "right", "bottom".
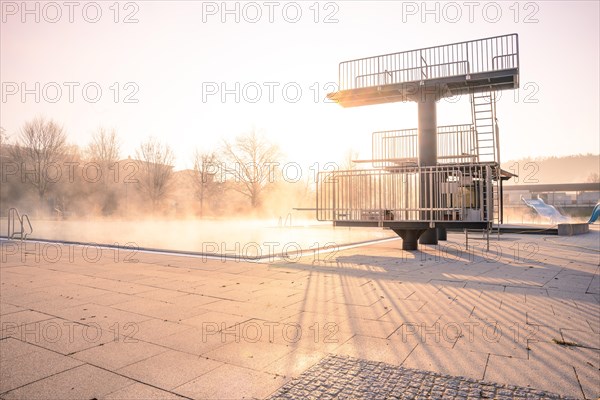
[
  {"left": 337, "top": 34, "right": 519, "bottom": 91},
  {"left": 438, "top": 124, "right": 479, "bottom": 164},
  {"left": 372, "top": 128, "right": 418, "bottom": 167},
  {"left": 8, "top": 208, "right": 33, "bottom": 240},
  {"left": 317, "top": 164, "right": 494, "bottom": 223},
  {"left": 371, "top": 124, "right": 479, "bottom": 167}
]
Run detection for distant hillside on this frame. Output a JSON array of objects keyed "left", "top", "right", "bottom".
[{"left": 501, "top": 154, "right": 599, "bottom": 185}]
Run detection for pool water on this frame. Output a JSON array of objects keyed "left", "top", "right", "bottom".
[{"left": 1, "top": 218, "right": 397, "bottom": 258}]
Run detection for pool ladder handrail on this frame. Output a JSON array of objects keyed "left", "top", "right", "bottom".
[
  {"left": 278, "top": 213, "right": 292, "bottom": 227},
  {"left": 8, "top": 208, "right": 33, "bottom": 240}
]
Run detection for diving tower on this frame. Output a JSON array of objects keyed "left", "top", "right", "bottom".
[{"left": 317, "top": 34, "right": 520, "bottom": 250}]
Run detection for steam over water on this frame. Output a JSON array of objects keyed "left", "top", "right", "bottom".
[{"left": 1, "top": 218, "right": 396, "bottom": 258}]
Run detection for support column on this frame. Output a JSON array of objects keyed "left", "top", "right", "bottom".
[
  {"left": 393, "top": 229, "right": 426, "bottom": 251},
  {"left": 418, "top": 92, "right": 438, "bottom": 245},
  {"left": 436, "top": 226, "right": 447, "bottom": 241}
]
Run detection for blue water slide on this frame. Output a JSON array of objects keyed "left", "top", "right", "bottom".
[{"left": 589, "top": 203, "right": 600, "bottom": 224}]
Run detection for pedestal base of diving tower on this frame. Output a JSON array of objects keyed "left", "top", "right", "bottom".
[
  {"left": 393, "top": 229, "right": 427, "bottom": 251},
  {"left": 419, "top": 228, "right": 438, "bottom": 245},
  {"left": 437, "top": 227, "right": 447, "bottom": 241}
]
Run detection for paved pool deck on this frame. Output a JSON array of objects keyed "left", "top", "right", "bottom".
[{"left": 1, "top": 227, "right": 599, "bottom": 399}]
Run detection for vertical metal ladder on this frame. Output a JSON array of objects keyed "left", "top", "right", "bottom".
[
  {"left": 493, "top": 167, "right": 503, "bottom": 225},
  {"left": 471, "top": 90, "right": 498, "bottom": 163},
  {"left": 471, "top": 91, "right": 503, "bottom": 226},
  {"left": 480, "top": 166, "right": 504, "bottom": 227}
]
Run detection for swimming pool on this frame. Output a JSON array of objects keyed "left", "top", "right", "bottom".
[{"left": 1, "top": 217, "right": 397, "bottom": 259}]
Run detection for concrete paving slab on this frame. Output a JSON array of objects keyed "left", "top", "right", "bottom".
[
  {"left": 110, "top": 297, "right": 210, "bottom": 321},
  {"left": 205, "top": 299, "right": 298, "bottom": 321},
  {"left": 2, "top": 363, "right": 132, "bottom": 400},
  {"left": 0, "top": 347, "right": 83, "bottom": 393},
  {"left": 156, "top": 327, "right": 230, "bottom": 356},
  {"left": 374, "top": 278, "right": 431, "bottom": 295},
  {"left": 72, "top": 337, "right": 168, "bottom": 370},
  {"left": 2, "top": 318, "right": 114, "bottom": 355},
  {"left": 191, "top": 287, "right": 259, "bottom": 304},
  {"left": 381, "top": 310, "right": 441, "bottom": 332},
  {"left": 168, "top": 293, "right": 224, "bottom": 310},
  {"left": 179, "top": 310, "right": 251, "bottom": 331},
  {"left": 527, "top": 306, "right": 594, "bottom": 331},
  {"left": 0, "top": 304, "right": 25, "bottom": 316},
  {"left": 262, "top": 348, "right": 327, "bottom": 377},
  {"left": 379, "top": 296, "right": 426, "bottom": 313},
  {"left": 526, "top": 324, "right": 563, "bottom": 344},
  {"left": 528, "top": 341, "right": 599, "bottom": 373},
  {"left": 142, "top": 279, "right": 203, "bottom": 291},
  {"left": 128, "top": 276, "right": 181, "bottom": 287},
  {"left": 329, "top": 285, "right": 382, "bottom": 307},
  {"left": 389, "top": 316, "right": 463, "bottom": 349},
  {"left": 21, "top": 296, "right": 93, "bottom": 315},
  {"left": 572, "top": 295, "right": 600, "bottom": 314},
  {"left": 102, "top": 382, "right": 187, "bottom": 399},
  {"left": 52, "top": 303, "right": 152, "bottom": 332},
  {"left": 332, "top": 334, "right": 417, "bottom": 365},
  {"left": 117, "top": 349, "right": 223, "bottom": 390},
  {"left": 0, "top": 310, "right": 54, "bottom": 333},
  {"left": 75, "top": 277, "right": 156, "bottom": 295},
  {"left": 39, "top": 283, "right": 116, "bottom": 300},
  {"left": 173, "top": 364, "right": 287, "bottom": 399},
  {"left": 334, "top": 317, "right": 401, "bottom": 340},
  {"left": 576, "top": 364, "right": 600, "bottom": 400},
  {"left": 0, "top": 338, "right": 40, "bottom": 361},
  {"left": 83, "top": 291, "right": 138, "bottom": 306},
  {"left": 282, "top": 294, "right": 339, "bottom": 314},
  {"left": 451, "top": 323, "right": 530, "bottom": 359},
  {"left": 560, "top": 328, "right": 600, "bottom": 349},
  {"left": 204, "top": 340, "right": 293, "bottom": 370},
  {"left": 484, "top": 354, "right": 584, "bottom": 398},
  {"left": 329, "top": 301, "right": 391, "bottom": 320},
  {"left": 132, "top": 317, "right": 195, "bottom": 342},
  {"left": 401, "top": 343, "right": 489, "bottom": 380},
  {"left": 568, "top": 346, "right": 600, "bottom": 400}
]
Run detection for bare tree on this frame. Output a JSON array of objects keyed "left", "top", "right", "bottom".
[
  {"left": 135, "top": 137, "right": 175, "bottom": 210},
  {"left": 9, "top": 117, "right": 67, "bottom": 207},
  {"left": 0, "top": 126, "right": 6, "bottom": 147},
  {"left": 87, "top": 128, "right": 121, "bottom": 170},
  {"left": 84, "top": 128, "right": 122, "bottom": 214},
  {"left": 192, "top": 149, "right": 220, "bottom": 217},
  {"left": 221, "top": 130, "right": 280, "bottom": 208},
  {"left": 587, "top": 172, "right": 600, "bottom": 183}
]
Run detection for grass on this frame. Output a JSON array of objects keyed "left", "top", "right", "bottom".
[{"left": 552, "top": 338, "right": 580, "bottom": 347}]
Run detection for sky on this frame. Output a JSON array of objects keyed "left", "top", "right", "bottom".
[{"left": 1, "top": 1, "right": 599, "bottom": 170}]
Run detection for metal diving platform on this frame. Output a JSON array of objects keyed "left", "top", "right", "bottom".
[
  {"left": 318, "top": 33, "right": 520, "bottom": 250},
  {"left": 327, "top": 34, "right": 519, "bottom": 108}
]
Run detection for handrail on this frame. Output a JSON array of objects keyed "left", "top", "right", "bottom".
[
  {"left": 355, "top": 61, "right": 470, "bottom": 88},
  {"left": 338, "top": 33, "right": 518, "bottom": 65},
  {"left": 8, "top": 208, "right": 19, "bottom": 238},
  {"left": 337, "top": 33, "right": 519, "bottom": 91},
  {"left": 372, "top": 124, "right": 478, "bottom": 167},
  {"left": 7, "top": 207, "right": 33, "bottom": 240},
  {"left": 492, "top": 53, "right": 518, "bottom": 70},
  {"left": 21, "top": 214, "right": 33, "bottom": 240}
]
